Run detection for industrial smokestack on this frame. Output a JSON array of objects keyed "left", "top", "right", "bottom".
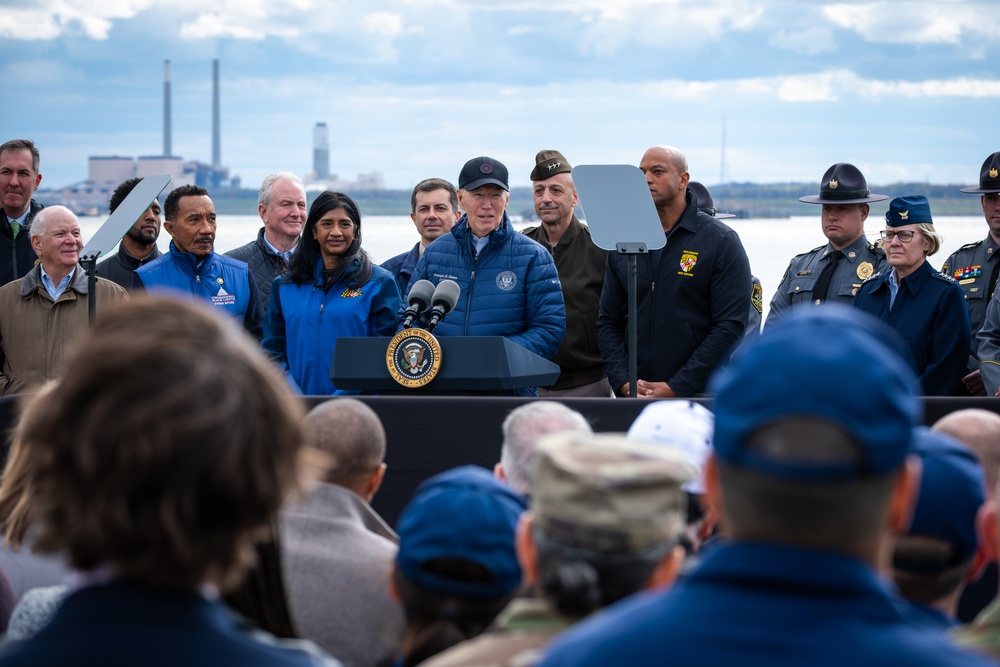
[
  {"left": 212, "top": 59, "right": 220, "bottom": 168},
  {"left": 163, "top": 60, "right": 171, "bottom": 156},
  {"left": 313, "top": 122, "right": 330, "bottom": 180}
]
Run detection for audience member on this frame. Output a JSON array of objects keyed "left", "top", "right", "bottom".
[
  {"left": 0, "top": 139, "right": 42, "bottom": 285},
  {"left": 133, "top": 184, "right": 264, "bottom": 339},
  {"left": 0, "top": 206, "right": 127, "bottom": 395},
  {"left": 766, "top": 162, "right": 887, "bottom": 326},
  {"left": 496, "top": 401, "right": 592, "bottom": 497},
  {"left": 943, "top": 151, "right": 1000, "bottom": 395},
  {"left": 263, "top": 191, "right": 400, "bottom": 395},
  {"left": 382, "top": 178, "right": 460, "bottom": 297},
  {"left": 422, "top": 433, "right": 694, "bottom": 667},
  {"left": 853, "top": 195, "right": 970, "bottom": 395},
  {"left": 598, "top": 145, "right": 751, "bottom": 398},
  {"left": 398, "top": 157, "right": 565, "bottom": 396},
  {"left": 280, "top": 398, "right": 405, "bottom": 667},
  {"left": 95, "top": 177, "right": 163, "bottom": 289},
  {"left": 892, "top": 428, "right": 987, "bottom": 630},
  {"left": 0, "top": 295, "right": 339, "bottom": 666},
  {"left": 523, "top": 150, "right": 610, "bottom": 397},
  {"left": 226, "top": 172, "right": 307, "bottom": 309},
  {"left": 390, "top": 465, "right": 526, "bottom": 667},
  {"left": 539, "top": 304, "right": 992, "bottom": 667}
]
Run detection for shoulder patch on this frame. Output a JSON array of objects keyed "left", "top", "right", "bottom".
[{"left": 931, "top": 270, "right": 959, "bottom": 284}]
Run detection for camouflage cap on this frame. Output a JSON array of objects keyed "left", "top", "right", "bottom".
[{"left": 531, "top": 433, "right": 696, "bottom": 553}]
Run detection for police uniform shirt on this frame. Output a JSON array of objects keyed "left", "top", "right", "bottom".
[
  {"left": 940, "top": 234, "right": 1000, "bottom": 366},
  {"left": 766, "top": 234, "right": 884, "bottom": 328}
]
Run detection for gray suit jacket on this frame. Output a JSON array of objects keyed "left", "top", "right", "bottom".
[{"left": 280, "top": 483, "right": 405, "bottom": 667}]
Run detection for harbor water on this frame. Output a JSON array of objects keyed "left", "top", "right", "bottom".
[{"left": 79, "top": 214, "right": 987, "bottom": 323}]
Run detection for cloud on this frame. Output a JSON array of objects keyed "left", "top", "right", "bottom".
[
  {"left": 823, "top": 2, "right": 990, "bottom": 44},
  {"left": 769, "top": 27, "right": 837, "bottom": 56}
]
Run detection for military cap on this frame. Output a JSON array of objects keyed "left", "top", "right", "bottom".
[
  {"left": 960, "top": 152, "right": 1000, "bottom": 194},
  {"left": 459, "top": 156, "right": 509, "bottom": 191},
  {"left": 627, "top": 399, "right": 713, "bottom": 494},
  {"left": 710, "top": 304, "right": 920, "bottom": 480},
  {"left": 689, "top": 181, "right": 735, "bottom": 219},
  {"left": 799, "top": 163, "right": 889, "bottom": 205},
  {"left": 903, "top": 427, "right": 986, "bottom": 567},
  {"left": 885, "top": 195, "right": 933, "bottom": 227},
  {"left": 530, "top": 150, "right": 572, "bottom": 181},
  {"left": 531, "top": 433, "right": 696, "bottom": 553}
]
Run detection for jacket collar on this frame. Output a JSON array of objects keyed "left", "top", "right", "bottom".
[
  {"left": 673, "top": 189, "right": 704, "bottom": 235},
  {"left": 20, "top": 262, "right": 88, "bottom": 298},
  {"left": 168, "top": 240, "right": 216, "bottom": 277},
  {"left": 452, "top": 211, "right": 512, "bottom": 248}
]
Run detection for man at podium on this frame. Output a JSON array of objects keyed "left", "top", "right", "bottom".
[{"left": 398, "top": 156, "right": 565, "bottom": 396}]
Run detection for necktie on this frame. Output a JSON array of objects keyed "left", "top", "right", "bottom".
[
  {"left": 8, "top": 220, "right": 19, "bottom": 239},
  {"left": 812, "top": 250, "right": 844, "bottom": 305}
]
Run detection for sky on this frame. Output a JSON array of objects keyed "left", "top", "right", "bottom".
[{"left": 2, "top": 0, "right": 999, "bottom": 192}]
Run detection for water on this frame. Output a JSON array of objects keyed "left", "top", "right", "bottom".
[{"left": 79, "top": 213, "right": 988, "bottom": 322}]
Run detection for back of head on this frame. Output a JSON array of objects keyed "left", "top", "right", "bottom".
[
  {"left": 304, "top": 397, "right": 386, "bottom": 493},
  {"left": 893, "top": 428, "right": 986, "bottom": 606},
  {"left": 108, "top": 177, "right": 142, "bottom": 214},
  {"left": 500, "top": 402, "right": 592, "bottom": 496},
  {"left": 932, "top": 408, "right": 1000, "bottom": 492},
  {"left": 530, "top": 433, "right": 695, "bottom": 616},
  {"left": 709, "top": 304, "right": 920, "bottom": 556},
  {"left": 394, "top": 465, "right": 526, "bottom": 665},
  {"left": 21, "top": 295, "right": 306, "bottom": 591}
]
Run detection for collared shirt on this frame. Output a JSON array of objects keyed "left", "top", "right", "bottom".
[
  {"left": 262, "top": 234, "right": 296, "bottom": 264},
  {"left": 40, "top": 266, "right": 74, "bottom": 301},
  {"left": 889, "top": 268, "right": 900, "bottom": 309},
  {"left": 473, "top": 234, "right": 489, "bottom": 255}
]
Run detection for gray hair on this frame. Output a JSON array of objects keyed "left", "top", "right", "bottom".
[
  {"left": 500, "top": 402, "right": 592, "bottom": 495},
  {"left": 258, "top": 172, "right": 304, "bottom": 208},
  {"left": 30, "top": 205, "right": 76, "bottom": 239}
]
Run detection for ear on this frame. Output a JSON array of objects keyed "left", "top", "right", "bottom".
[
  {"left": 860, "top": 203, "right": 870, "bottom": 222},
  {"left": 494, "top": 462, "right": 507, "bottom": 483},
  {"left": 678, "top": 171, "right": 690, "bottom": 190},
  {"left": 703, "top": 453, "right": 725, "bottom": 525},
  {"left": 163, "top": 219, "right": 175, "bottom": 238},
  {"left": 410, "top": 212, "right": 417, "bottom": 224},
  {"left": 33, "top": 173, "right": 42, "bottom": 191},
  {"left": 457, "top": 189, "right": 468, "bottom": 211},
  {"left": 388, "top": 565, "right": 401, "bottom": 602},
  {"left": 889, "top": 455, "right": 921, "bottom": 535},
  {"left": 645, "top": 544, "right": 685, "bottom": 591},
  {"left": 515, "top": 512, "right": 539, "bottom": 586},
  {"left": 258, "top": 202, "right": 267, "bottom": 223},
  {"left": 30, "top": 234, "right": 42, "bottom": 255},
  {"left": 970, "top": 500, "right": 999, "bottom": 582},
  {"left": 365, "top": 463, "right": 387, "bottom": 502},
  {"left": 571, "top": 189, "right": 580, "bottom": 208}
]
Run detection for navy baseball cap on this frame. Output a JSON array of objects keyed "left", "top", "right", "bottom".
[
  {"left": 906, "top": 427, "right": 986, "bottom": 565},
  {"left": 396, "top": 465, "right": 526, "bottom": 600},
  {"left": 885, "top": 195, "right": 933, "bottom": 227},
  {"left": 459, "top": 156, "right": 509, "bottom": 191},
  {"left": 710, "top": 304, "right": 921, "bottom": 479}
]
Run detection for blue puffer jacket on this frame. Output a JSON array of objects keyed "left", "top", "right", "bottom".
[
  {"left": 400, "top": 213, "right": 565, "bottom": 360},
  {"left": 133, "top": 241, "right": 263, "bottom": 339},
  {"left": 263, "top": 256, "right": 401, "bottom": 395}
]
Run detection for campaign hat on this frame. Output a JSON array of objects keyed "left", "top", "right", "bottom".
[
  {"left": 531, "top": 433, "right": 695, "bottom": 553},
  {"left": 960, "top": 152, "right": 1000, "bottom": 194},
  {"left": 395, "top": 465, "right": 525, "bottom": 600},
  {"left": 530, "top": 150, "right": 572, "bottom": 181},
  {"left": 710, "top": 304, "right": 920, "bottom": 480},
  {"left": 799, "top": 163, "right": 889, "bottom": 205},
  {"left": 459, "top": 156, "right": 509, "bottom": 192},
  {"left": 885, "top": 195, "right": 933, "bottom": 227},
  {"left": 689, "top": 181, "right": 735, "bottom": 219}
]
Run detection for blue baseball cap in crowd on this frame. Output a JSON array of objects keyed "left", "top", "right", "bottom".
[
  {"left": 905, "top": 427, "right": 986, "bottom": 565},
  {"left": 886, "top": 195, "right": 933, "bottom": 227},
  {"left": 709, "top": 304, "right": 921, "bottom": 479},
  {"left": 396, "top": 465, "right": 526, "bottom": 600}
]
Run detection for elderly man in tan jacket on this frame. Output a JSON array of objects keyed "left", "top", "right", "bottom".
[{"left": 0, "top": 206, "right": 126, "bottom": 395}]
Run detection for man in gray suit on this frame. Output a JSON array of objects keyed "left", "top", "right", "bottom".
[{"left": 280, "top": 398, "right": 405, "bottom": 667}]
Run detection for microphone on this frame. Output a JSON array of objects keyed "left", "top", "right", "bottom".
[
  {"left": 401, "top": 279, "right": 436, "bottom": 329},
  {"left": 425, "top": 280, "right": 460, "bottom": 333}
]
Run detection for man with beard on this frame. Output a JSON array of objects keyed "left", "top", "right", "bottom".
[{"left": 96, "top": 178, "right": 164, "bottom": 290}]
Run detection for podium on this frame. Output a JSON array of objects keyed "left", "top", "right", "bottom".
[{"left": 331, "top": 336, "right": 560, "bottom": 392}]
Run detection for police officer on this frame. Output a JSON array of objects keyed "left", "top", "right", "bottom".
[
  {"left": 690, "top": 181, "right": 762, "bottom": 339},
  {"left": 765, "top": 163, "right": 888, "bottom": 328},
  {"left": 942, "top": 151, "right": 1000, "bottom": 395}
]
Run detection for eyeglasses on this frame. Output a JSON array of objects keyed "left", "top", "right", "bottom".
[{"left": 880, "top": 230, "right": 916, "bottom": 243}]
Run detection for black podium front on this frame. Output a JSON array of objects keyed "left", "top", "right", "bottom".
[{"left": 331, "top": 336, "right": 560, "bottom": 393}]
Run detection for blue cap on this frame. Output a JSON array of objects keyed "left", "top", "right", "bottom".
[
  {"left": 907, "top": 427, "right": 986, "bottom": 564},
  {"left": 396, "top": 465, "right": 526, "bottom": 600},
  {"left": 885, "top": 195, "right": 933, "bottom": 227},
  {"left": 710, "top": 304, "right": 921, "bottom": 479}
]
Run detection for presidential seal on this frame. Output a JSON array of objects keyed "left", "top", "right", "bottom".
[{"left": 386, "top": 328, "right": 443, "bottom": 388}]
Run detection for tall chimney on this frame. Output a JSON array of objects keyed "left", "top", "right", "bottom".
[
  {"left": 212, "top": 59, "right": 220, "bottom": 168},
  {"left": 313, "top": 122, "right": 330, "bottom": 180},
  {"left": 163, "top": 60, "right": 171, "bottom": 157}
]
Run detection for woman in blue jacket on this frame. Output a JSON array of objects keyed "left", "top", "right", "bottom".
[{"left": 263, "top": 191, "right": 401, "bottom": 395}]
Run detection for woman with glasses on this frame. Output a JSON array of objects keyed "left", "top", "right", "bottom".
[{"left": 852, "top": 195, "right": 970, "bottom": 396}]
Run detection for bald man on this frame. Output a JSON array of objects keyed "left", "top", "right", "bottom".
[
  {"left": 279, "top": 398, "right": 404, "bottom": 667},
  {"left": 597, "top": 145, "right": 752, "bottom": 398}
]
